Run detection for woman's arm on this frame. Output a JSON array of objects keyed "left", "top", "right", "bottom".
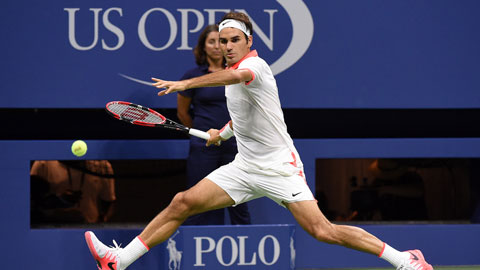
[{"left": 176, "top": 94, "right": 193, "bottom": 128}]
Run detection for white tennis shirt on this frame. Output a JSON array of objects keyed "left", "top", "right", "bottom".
[{"left": 225, "top": 50, "right": 303, "bottom": 176}]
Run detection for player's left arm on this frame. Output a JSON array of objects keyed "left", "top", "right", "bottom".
[{"left": 153, "top": 69, "right": 252, "bottom": 96}]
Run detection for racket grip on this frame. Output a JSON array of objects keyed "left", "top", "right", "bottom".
[{"left": 189, "top": 128, "right": 210, "bottom": 140}]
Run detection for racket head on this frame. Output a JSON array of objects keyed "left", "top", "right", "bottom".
[{"left": 105, "top": 101, "right": 166, "bottom": 127}]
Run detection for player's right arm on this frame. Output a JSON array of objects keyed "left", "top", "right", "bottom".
[
  {"left": 206, "top": 128, "right": 222, "bottom": 147},
  {"left": 152, "top": 69, "right": 252, "bottom": 96},
  {"left": 219, "top": 120, "right": 234, "bottom": 140},
  {"left": 206, "top": 120, "right": 234, "bottom": 147}
]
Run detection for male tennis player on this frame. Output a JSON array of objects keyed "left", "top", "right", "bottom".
[{"left": 85, "top": 12, "right": 433, "bottom": 270}]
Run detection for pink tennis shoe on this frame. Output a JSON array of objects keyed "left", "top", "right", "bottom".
[
  {"left": 397, "top": 249, "right": 434, "bottom": 270},
  {"left": 85, "top": 231, "right": 123, "bottom": 270}
]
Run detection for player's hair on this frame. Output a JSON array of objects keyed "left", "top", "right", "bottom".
[
  {"left": 219, "top": 11, "right": 253, "bottom": 41},
  {"left": 194, "top": 25, "right": 221, "bottom": 66}
]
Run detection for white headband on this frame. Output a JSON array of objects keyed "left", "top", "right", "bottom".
[{"left": 219, "top": 19, "right": 251, "bottom": 36}]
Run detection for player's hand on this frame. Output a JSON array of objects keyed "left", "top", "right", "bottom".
[
  {"left": 206, "top": 129, "right": 222, "bottom": 147},
  {"left": 152, "top": 78, "right": 188, "bottom": 96}
]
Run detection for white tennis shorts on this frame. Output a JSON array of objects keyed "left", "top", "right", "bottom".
[{"left": 206, "top": 162, "right": 315, "bottom": 207}]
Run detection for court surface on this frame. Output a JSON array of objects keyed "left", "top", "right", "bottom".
[{"left": 304, "top": 266, "right": 480, "bottom": 270}]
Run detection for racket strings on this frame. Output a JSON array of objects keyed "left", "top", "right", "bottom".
[{"left": 108, "top": 103, "right": 164, "bottom": 124}]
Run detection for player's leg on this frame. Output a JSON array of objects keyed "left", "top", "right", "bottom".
[
  {"left": 286, "top": 200, "right": 383, "bottom": 254},
  {"left": 286, "top": 200, "right": 433, "bottom": 269},
  {"left": 85, "top": 178, "right": 234, "bottom": 270},
  {"left": 139, "top": 177, "right": 234, "bottom": 247},
  {"left": 185, "top": 207, "right": 226, "bottom": 225}
]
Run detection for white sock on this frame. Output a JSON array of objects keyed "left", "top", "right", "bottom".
[
  {"left": 119, "top": 236, "right": 149, "bottom": 269},
  {"left": 379, "top": 243, "right": 410, "bottom": 267}
]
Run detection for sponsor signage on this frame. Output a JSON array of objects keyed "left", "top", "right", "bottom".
[
  {"left": 2, "top": 0, "right": 480, "bottom": 108},
  {"left": 164, "top": 225, "right": 295, "bottom": 270}
]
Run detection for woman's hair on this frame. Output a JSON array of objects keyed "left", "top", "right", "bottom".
[
  {"left": 193, "top": 24, "right": 219, "bottom": 66},
  {"left": 219, "top": 11, "right": 254, "bottom": 39}
]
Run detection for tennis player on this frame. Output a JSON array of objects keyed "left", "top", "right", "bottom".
[{"left": 85, "top": 12, "right": 434, "bottom": 270}]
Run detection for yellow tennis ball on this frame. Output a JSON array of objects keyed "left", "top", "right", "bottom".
[{"left": 71, "top": 140, "right": 87, "bottom": 157}]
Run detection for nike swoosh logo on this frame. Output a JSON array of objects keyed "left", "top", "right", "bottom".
[
  {"left": 292, "top": 192, "right": 302, "bottom": 197},
  {"left": 108, "top": 262, "right": 116, "bottom": 270},
  {"left": 409, "top": 252, "right": 419, "bottom": 261}
]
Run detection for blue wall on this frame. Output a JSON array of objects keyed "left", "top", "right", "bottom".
[
  {"left": 1, "top": 0, "right": 480, "bottom": 109},
  {"left": 1, "top": 139, "right": 480, "bottom": 268}
]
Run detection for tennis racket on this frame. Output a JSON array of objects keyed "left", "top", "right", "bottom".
[{"left": 105, "top": 101, "right": 210, "bottom": 140}]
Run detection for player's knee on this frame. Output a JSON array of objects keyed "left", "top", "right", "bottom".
[{"left": 168, "top": 191, "right": 194, "bottom": 218}]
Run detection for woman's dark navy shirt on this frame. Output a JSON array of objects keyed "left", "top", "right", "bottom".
[{"left": 179, "top": 65, "right": 236, "bottom": 149}]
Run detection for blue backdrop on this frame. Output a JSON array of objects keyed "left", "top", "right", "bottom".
[
  {"left": 1, "top": 0, "right": 480, "bottom": 108},
  {"left": 1, "top": 139, "right": 480, "bottom": 268}
]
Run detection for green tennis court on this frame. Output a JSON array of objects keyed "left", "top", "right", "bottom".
[{"left": 304, "top": 267, "right": 480, "bottom": 270}]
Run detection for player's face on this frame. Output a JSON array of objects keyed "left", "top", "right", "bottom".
[
  {"left": 219, "top": 28, "right": 252, "bottom": 67},
  {"left": 204, "top": 31, "right": 223, "bottom": 63}
]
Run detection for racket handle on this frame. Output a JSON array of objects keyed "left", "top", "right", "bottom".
[{"left": 189, "top": 128, "right": 210, "bottom": 140}]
